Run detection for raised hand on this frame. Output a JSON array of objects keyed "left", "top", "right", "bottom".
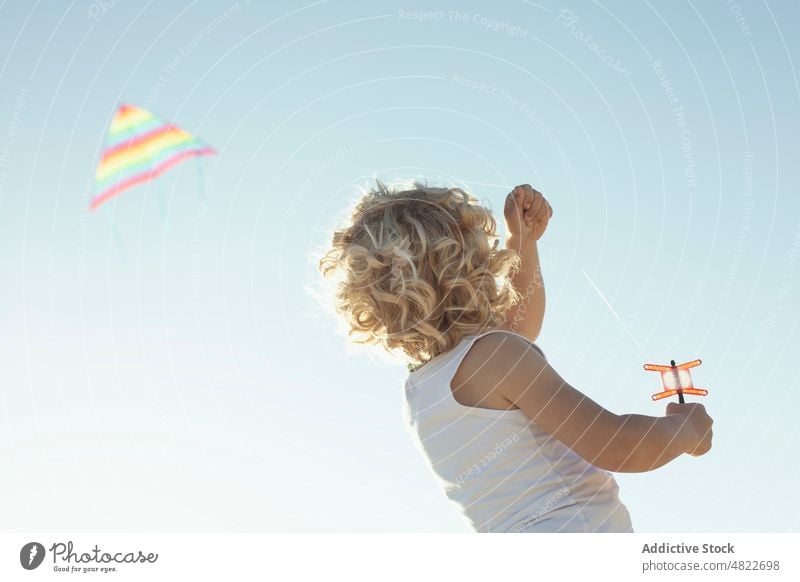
[{"left": 504, "top": 184, "right": 553, "bottom": 242}]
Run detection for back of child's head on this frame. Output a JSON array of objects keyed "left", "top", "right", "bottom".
[{"left": 319, "top": 180, "right": 521, "bottom": 367}]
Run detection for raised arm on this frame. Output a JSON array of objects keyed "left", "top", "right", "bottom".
[
  {"left": 459, "top": 331, "right": 713, "bottom": 473},
  {"left": 498, "top": 185, "right": 552, "bottom": 343}
]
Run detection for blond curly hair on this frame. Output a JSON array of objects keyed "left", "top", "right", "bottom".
[{"left": 319, "top": 181, "right": 521, "bottom": 369}]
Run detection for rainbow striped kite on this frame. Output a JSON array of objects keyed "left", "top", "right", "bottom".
[{"left": 90, "top": 104, "right": 215, "bottom": 210}]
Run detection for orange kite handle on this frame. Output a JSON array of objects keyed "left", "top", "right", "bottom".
[
  {"left": 644, "top": 363, "right": 673, "bottom": 372},
  {"left": 652, "top": 388, "right": 708, "bottom": 401},
  {"left": 645, "top": 358, "right": 708, "bottom": 403},
  {"left": 676, "top": 359, "right": 702, "bottom": 370},
  {"left": 651, "top": 389, "right": 679, "bottom": 401},
  {"left": 644, "top": 359, "right": 702, "bottom": 372}
]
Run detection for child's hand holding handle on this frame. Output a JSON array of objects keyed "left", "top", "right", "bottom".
[{"left": 666, "top": 402, "right": 714, "bottom": 457}]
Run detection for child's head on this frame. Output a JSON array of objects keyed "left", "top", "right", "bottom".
[{"left": 319, "top": 181, "right": 521, "bottom": 367}]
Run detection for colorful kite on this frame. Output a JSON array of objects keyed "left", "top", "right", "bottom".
[
  {"left": 90, "top": 104, "right": 215, "bottom": 211},
  {"left": 645, "top": 359, "right": 709, "bottom": 403}
]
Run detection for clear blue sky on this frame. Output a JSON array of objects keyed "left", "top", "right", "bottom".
[{"left": 1, "top": 0, "right": 798, "bottom": 531}]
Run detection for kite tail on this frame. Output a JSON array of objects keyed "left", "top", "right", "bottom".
[
  {"left": 196, "top": 160, "right": 207, "bottom": 202},
  {"left": 108, "top": 211, "right": 127, "bottom": 265},
  {"left": 157, "top": 181, "right": 172, "bottom": 238}
]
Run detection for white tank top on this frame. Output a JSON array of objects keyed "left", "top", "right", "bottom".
[{"left": 402, "top": 329, "right": 634, "bottom": 533}]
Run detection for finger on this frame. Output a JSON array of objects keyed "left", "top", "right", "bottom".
[
  {"left": 513, "top": 184, "right": 527, "bottom": 207},
  {"left": 525, "top": 197, "right": 546, "bottom": 221},
  {"left": 523, "top": 211, "right": 540, "bottom": 226},
  {"left": 523, "top": 185, "right": 535, "bottom": 209},
  {"left": 514, "top": 186, "right": 525, "bottom": 210},
  {"left": 531, "top": 194, "right": 546, "bottom": 215},
  {"left": 505, "top": 190, "right": 519, "bottom": 213}
]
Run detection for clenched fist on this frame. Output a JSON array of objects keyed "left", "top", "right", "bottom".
[{"left": 504, "top": 184, "right": 553, "bottom": 242}]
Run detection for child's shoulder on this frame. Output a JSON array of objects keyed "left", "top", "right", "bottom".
[
  {"left": 470, "top": 327, "right": 547, "bottom": 360},
  {"left": 452, "top": 328, "right": 537, "bottom": 410},
  {"left": 457, "top": 328, "right": 548, "bottom": 384},
  {"left": 460, "top": 328, "right": 532, "bottom": 369}
]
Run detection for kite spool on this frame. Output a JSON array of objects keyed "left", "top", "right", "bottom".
[{"left": 644, "top": 359, "right": 708, "bottom": 403}]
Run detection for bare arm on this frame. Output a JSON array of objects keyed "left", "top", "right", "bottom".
[
  {"left": 460, "top": 331, "right": 713, "bottom": 473},
  {"left": 501, "top": 236, "right": 545, "bottom": 342},
  {"left": 498, "top": 185, "right": 552, "bottom": 343}
]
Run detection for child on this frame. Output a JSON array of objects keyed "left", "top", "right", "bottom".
[{"left": 319, "top": 181, "right": 713, "bottom": 532}]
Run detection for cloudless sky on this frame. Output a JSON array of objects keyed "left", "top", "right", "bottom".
[{"left": 1, "top": 0, "right": 798, "bottom": 531}]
